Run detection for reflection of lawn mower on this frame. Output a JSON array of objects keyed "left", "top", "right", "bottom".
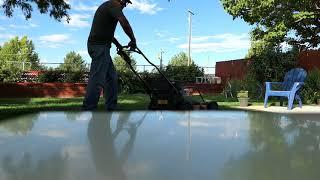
[{"left": 114, "top": 43, "right": 218, "bottom": 110}]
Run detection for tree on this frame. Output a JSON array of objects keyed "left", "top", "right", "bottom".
[
  {"left": 168, "top": 52, "right": 189, "bottom": 66},
  {"left": 59, "top": 51, "right": 86, "bottom": 72},
  {"left": 0, "top": 36, "right": 40, "bottom": 66},
  {"left": 165, "top": 52, "right": 204, "bottom": 82},
  {"left": 55, "top": 51, "right": 87, "bottom": 82},
  {"left": 247, "top": 47, "right": 297, "bottom": 84},
  {"left": 221, "top": 0, "right": 320, "bottom": 50},
  {"left": 113, "top": 54, "right": 142, "bottom": 93},
  {"left": 1, "top": 0, "right": 70, "bottom": 21},
  {"left": 0, "top": 36, "right": 41, "bottom": 82},
  {"left": 113, "top": 53, "right": 137, "bottom": 74},
  {"left": 0, "top": 113, "right": 39, "bottom": 135}
]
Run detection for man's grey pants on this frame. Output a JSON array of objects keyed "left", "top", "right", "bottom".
[{"left": 83, "top": 44, "right": 118, "bottom": 110}]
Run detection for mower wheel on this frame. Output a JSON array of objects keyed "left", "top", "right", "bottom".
[{"left": 207, "top": 101, "right": 219, "bottom": 110}]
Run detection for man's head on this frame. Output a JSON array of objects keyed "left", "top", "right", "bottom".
[{"left": 119, "top": 0, "right": 132, "bottom": 8}]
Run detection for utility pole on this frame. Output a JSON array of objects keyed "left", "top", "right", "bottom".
[
  {"left": 188, "top": 9, "right": 194, "bottom": 66},
  {"left": 158, "top": 49, "right": 165, "bottom": 70}
]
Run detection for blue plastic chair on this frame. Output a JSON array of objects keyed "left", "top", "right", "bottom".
[{"left": 264, "top": 68, "right": 307, "bottom": 110}]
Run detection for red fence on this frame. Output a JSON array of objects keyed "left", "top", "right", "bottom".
[
  {"left": 0, "top": 82, "right": 223, "bottom": 98},
  {"left": 183, "top": 83, "right": 224, "bottom": 95},
  {"left": 215, "top": 59, "right": 250, "bottom": 83},
  {"left": 297, "top": 50, "right": 320, "bottom": 71},
  {"left": 0, "top": 83, "right": 87, "bottom": 98},
  {"left": 215, "top": 50, "right": 320, "bottom": 82}
]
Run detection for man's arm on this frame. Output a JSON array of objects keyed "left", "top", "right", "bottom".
[
  {"left": 117, "top": 15, "right": 137, "bottom": 49},
  {"left": 112, "top": 38, "right": 122, "bottom": 49},
  {"left": 118, "top": 15, "right": 136, "bottom": 43}
]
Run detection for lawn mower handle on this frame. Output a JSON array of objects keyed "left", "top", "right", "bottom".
[
  {"left": 113, "top": 43, "right": 153, "bottom": 96},
  {"left": 113, "top": 42, "right": 180, "bottom": 95},
  {"left": 135, "top": 47, "right": 180, "bottom": 94}
]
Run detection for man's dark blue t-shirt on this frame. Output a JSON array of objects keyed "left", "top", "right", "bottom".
[{"left": 88, "top": 1, "right": 123, "bottom": 47}]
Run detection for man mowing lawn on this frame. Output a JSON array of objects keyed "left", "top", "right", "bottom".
[{"left": 83, "top": 0, "right": 137, "bottom": 111}]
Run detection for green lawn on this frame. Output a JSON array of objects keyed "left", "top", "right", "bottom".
[{"left": 0, "top": 94, "right": 265, "bottom": 120}]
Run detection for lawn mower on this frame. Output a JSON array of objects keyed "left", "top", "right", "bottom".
[{"left": 114, "top": 42, "right": 218, "bottom": 110}]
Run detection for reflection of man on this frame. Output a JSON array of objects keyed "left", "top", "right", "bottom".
[{"left": 87, "top": 112, "right": 144, "bottom": 179}]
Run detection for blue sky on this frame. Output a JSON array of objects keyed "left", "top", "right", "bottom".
[{"left": 0, "top": 0, "right": 252, "bottom": 72}]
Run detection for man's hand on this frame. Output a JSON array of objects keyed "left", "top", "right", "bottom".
[{"left": 128, "top": 40, "right": 137, "bottom": 50}]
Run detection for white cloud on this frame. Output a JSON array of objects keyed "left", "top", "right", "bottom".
[
  {"left": 39, "top": 34, "right": 71, "bottom": 43},
  {"left": 39, "top": 58, "right": 49, "bottom": 63},
  {"left": 8, "top": 23, "right": 39, "bottom": 29},
  {"left": 167, "top": 37, "right": 181, "bottom": 43},
  {"left": 63, "top": 14, "right": 91, "bottom": 28},
  {"left": 68, "top": 0, "right": 162, "bottom": 15},
  {"left": 77, "top": 50, "right": 90, "bottom": 61},
  {"left": 39, "top": 34, "right": 72, "bottom": 48},
  {"left": 178, "top": 117, "right": 249, "bottom": 139},
  {"left": 156, "top": 32, "right": 166, "bottom": 38},
  {"left": 75, "top": 112, "right": 92, "bottom": 121},
  {"left": 129, "top": 0, "right": 163, "bottom": 15},
  {"left": 154, "top": 30, "right": 182, "bottom": 43},
  {"left": 180, "top": 121, "right": 213, "bottom": 128},
  {"left": 38, "top": 129, "right": 67, "bottom": 138},
  {"left": 63, "top": 145, "right": 87, "bottom": 158},
  {"left": 0, "top": 15, "right": 9, "bottom": 20},
  {"left": 178, "top": 33, "right": 250, "bottom": 53},
  {"left": 73, "top": 2, "right": 98, "bottom": 11},
  {"left": 0, "top": 33, "right": 15, "bottom": 39},
  {"left": 155, "top": 30, "right": 170, "bottom": 38},
  {"left": 0, "top": 34, "right": 16, "bottom": 46},
  {"left": 77, "top": 50, "right": 88, "bottom": 56},
  {"left": 30, "top": 23, "right": 39, "bottom": 27}
]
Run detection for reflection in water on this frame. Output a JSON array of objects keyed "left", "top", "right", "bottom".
[
  {"left": 1, "top": 111, "right": 320, "bottom": 180},
  {"left": 87, "top": 112, "right": 146, "bottom": 180},
  {"left": 2, "top": 152, "right": 68, "bottom": 180},
  {"left": 64, "top": 112, "right": 79, "bottom": 121},
  {"left": 223, "top": 112, "right": 320, "bottom": 180},
  {"left": 0, "top": 113, "right": 40, "bottom": 135}
]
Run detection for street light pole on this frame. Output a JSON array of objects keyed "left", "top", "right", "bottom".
[
  {"left": 159, "top": 49, "right": 164, "bottom": 70},
  {"left": 188, "top": 9, "right": 194, "bottom": 66}
]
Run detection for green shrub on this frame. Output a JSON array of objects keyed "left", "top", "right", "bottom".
[
  {"left": 37, "top": 69, "right": 88, "bottom": 83},
  {"left": 314, "top": 91, "right": 320, "bottom": 101},
  {"left": 242, "top": 74, "right": 264, "bottom": 99},
  {"left": 37, "top": 69, "right": 64, "bottom": 83},
  {"left": 229, "top": 79, "right": 244, "bottom": 97},
  {"left": 237, "top": 90, "right": 249, "bottom": 98},
  {"left": 301, "top": 68, "right": 320, "bottom": 104},
  {"left": 164, "top": 64, "right": 204, "bottom": 82},
  {"left": 117, "top": 64, "right": 204, "bottom": 94},
  {"left": 63, "top": 71, "right": 87, "bottom": 83},
  {"left": 118, "top": 71, "right": 150, "bottom": 94},
  {"left": 248, "top": 48, "right": 297, "bottom": 84},
  {"left": 0, "top": 69, "right": 10, "bottom": 82},
  {"left": 0, "top": 67, "right": 23, "bottom": 82}
]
